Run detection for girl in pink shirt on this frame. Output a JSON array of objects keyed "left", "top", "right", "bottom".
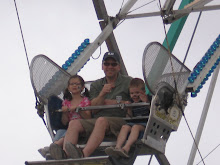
[{"left": 49, "top": 75, "right": 91, "bottom": 160}]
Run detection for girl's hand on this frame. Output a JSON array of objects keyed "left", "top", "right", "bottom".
[
  {"left": 69, "top": 105, "right": 77, "bottom": 113},
  {"left": 62, "top": 106, "right": 69, "bottom": 113}
]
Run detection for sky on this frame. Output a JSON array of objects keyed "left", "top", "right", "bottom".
[{"left": 0, "top": 0, "right": 220, "bottom": 165}]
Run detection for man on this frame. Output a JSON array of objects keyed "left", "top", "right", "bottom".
[{"left": 50, "top": 52, "right": 132, "bottom": 159}]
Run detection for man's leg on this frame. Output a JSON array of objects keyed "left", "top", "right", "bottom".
[
  {"left": 82, "top": 117, "right": 109, "bottom": 157},
  {"left": 63, "top": 120, "right": 85, "bottom": 153}
]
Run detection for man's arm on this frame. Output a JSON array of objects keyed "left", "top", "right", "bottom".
[
  {"left": 91, "top": 84, "right": 115, "bottom": 105},
  {"left": 91, "top": 93, "right": 105, "bottom": 106},
  {"left": 91, "top": 84, "right": 115, "bottom": 114}
]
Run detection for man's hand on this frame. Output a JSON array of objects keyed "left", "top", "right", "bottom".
[{"left": 99, "top": 84, "right": 115, "bottom": 97}]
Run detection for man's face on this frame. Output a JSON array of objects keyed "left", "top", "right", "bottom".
[
  {"left": 102, "top": 58, "right": 120, "bottom": 78},
  {"left": 129, "top": 87, "right": 143, "bottom": 103}
]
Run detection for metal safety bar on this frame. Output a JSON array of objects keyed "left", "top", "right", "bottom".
[{"left": 56, "top": 102, "right": 149, "bottom": 113}]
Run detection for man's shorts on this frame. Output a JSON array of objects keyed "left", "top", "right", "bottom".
[{"left": 79, "top": 117, "right": 126, "bottom": 140}]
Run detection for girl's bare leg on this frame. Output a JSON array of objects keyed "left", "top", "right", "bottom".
[{"left": 54, "top": 137, "right": 64, "bottom": 147}]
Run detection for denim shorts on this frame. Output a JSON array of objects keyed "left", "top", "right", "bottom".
[
  {"left": 126, "top": 122, "right": 147, "bottom": 127},
  {"left": 53, "top": 129, "right": 66, "bottom": 142}
]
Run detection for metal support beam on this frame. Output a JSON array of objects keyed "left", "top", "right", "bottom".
[
  {"left": 187, "top": 64, "right": 220, "bottom": 165},
  {"left": 25, "top": 156, "right": 113, "bottom": 165},
  {"left": 67, "top": 20, "right": 116, "bottom": 76},
  {"left": 118, "top": 0, "right": 138, "bottom": 15},
  {"left": 119, "top": 5, "right": 220, "bottom": 20},
  {"left": 92, "top": 0, "right": 108, "bottom": 21},
  {"left": 162, "top": 0, "right": 176, "bottom": 15},
  {"left": 92, "top": 0, "right": 128, "bottom": 75},
  {"left": 155, "top": 154, "right": 170, "bottom": 165},
  {"left": 99, "top": 21, "right": 128, "bottom": 75}
]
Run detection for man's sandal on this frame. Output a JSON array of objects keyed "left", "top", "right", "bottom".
[{"left": 65, "top": 142, "right": 84, "bottom": 159}]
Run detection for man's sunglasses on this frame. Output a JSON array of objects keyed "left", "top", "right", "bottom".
[{"left": 103, "top": 62, "right": 118, "bottom": 67}]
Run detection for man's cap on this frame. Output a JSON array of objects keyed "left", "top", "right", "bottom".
[{"left": 102, "top": 52, "right": 120, "bottom": 64}]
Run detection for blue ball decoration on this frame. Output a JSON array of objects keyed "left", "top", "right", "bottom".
[
  {"left": 213, "top": 41, "right": 219, "bottom": 48},
  {"left": 205, "top": 52, "right": 211, "bottom": 59},
  {"left": 204, "top": 76, "right": 208, "bottom": 81},
  {"left": 84, "top": 38, "right": 90, "bottom": 45},
  {"left": 201, "top": 80, "right": 206, "bottom": 85},
  {"left": 206, "top": 72, "right": 211, "bottom": 77},
  {"left": 195, "top": 88, "right": 200, "bottom": 93},
  {"left": 68, "top": 57, "right": 74, "bottom": 63},
  {"left": 202, "top": 56, "right": 208, "bottom": 63},
  {"left": 208, "top": 49, "right": 214, "bottom": 56},
  {"left": 191, "top": 72, "right": 197, "bottom": 78},
  {"left": 200, "top": 60, "right": 206, "bottom": 66},
  {"left": 65, "top": 60, "right": 71, "bottom": 67},
  {"left": 81, "top": 43, "right": 87, "bottom": 48},
  {"left": 209, "top": 68, "right": 214, "bottom": 74},
  {"left": 198, "top": 63, "right": 203, "bottom": 71},
  {"left": 215, "top": 38, "right": 220, "bottom": 45},
  {"left": 211, "top": 45, "right": 217, "bottom": 52},
  {"left": 72, "top": 53, "right": 77, "bottom": 59},
  {"left": 198, "top": 84, "right": 203, "bottom": 90},
  {"left": 194, "top": 68, "right": 200, "bottom": 75},
  {"left": 75, "top": 50, "right": 80, "bottom": 55},
  {"left": 78, "top": 46, "right": 84, "bottom": 52},
  {"left": 211, "top": 65, "right": 217, "bottom": 70},
  {"left": 62, "top": 64, "right": 68, "bottom": 70},
  {"left": 188, "top": 77, "right": 194, "bottom": 83},
  {"left": 191, "top": 92, "right": 197, "bottom": 97}
]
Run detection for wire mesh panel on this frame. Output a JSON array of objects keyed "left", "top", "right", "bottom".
[
  {"left": 30, "top": 55, "right": 71, "bottom": 103},
  {"left": 141, "top": 42, "right": 191, "bottom": 154},
  {"left": 142, "top": 42, "right": 191, "bottom": 95}
]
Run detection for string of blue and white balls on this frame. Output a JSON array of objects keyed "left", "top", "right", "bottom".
[{"left": 188, "top": 34, "right": 220, "bottom": 97}]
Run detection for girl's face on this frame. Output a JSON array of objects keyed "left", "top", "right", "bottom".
[
  {"left": 68, "top": 78, "right": 84, "bottom": 94},
  {"left": 129, "top": 87, "right": 143, "bottom": 103}
]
